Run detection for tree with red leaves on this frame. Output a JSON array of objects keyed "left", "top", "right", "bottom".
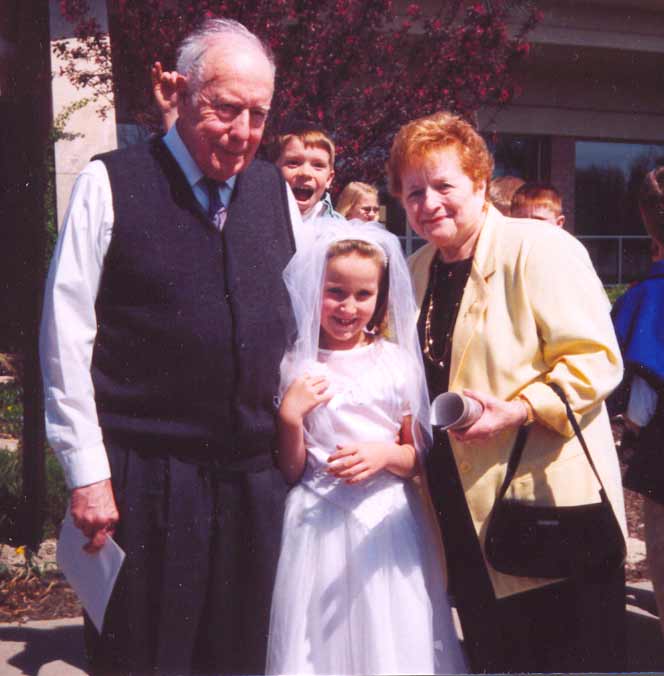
[{"left": 55, "top": 0, "right": 540, "bottom": 188}]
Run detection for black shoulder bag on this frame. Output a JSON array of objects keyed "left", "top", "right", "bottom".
[{"left": 485, "top": 383, "right": 626, "bottom": 579}]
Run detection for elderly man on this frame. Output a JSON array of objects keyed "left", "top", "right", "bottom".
[{"left": 40, "top": 19, "right": 304, "bottom": 676}]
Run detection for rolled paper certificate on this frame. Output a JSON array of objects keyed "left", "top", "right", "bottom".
[{"left": 430, "top": 392, "right": 484, "bottom": 430}]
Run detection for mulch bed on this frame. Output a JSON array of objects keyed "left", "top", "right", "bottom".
[
  {"left": 0, "top": 540, "right": 83, "bottom": 623},
  {"left": 0, "top": 571, "right": 82, "bottom": 623}
]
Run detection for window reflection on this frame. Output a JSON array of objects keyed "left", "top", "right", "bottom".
[
  {"left": 576, "top": 140, "right": 664, "bottom": 236},
  {"left": 486, "top": 133, "right": 548, "bottom": 181},
  {"left": 575, "top": 140, "right": 664, "bottom": 283},
  {"left": 580, "top": 238, "right": 652, "bottom": 285}
]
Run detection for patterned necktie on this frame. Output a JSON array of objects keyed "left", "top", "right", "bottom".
[{"left": 202, "top": 177, "right": 227, "bottom": 232}]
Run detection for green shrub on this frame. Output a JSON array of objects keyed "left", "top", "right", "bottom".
[
  {"left": 606, "top": 285, "right": 628, "bottom": 305},
  {"left": 44, "top": 449, "right": 68, "bottom": 539},
  {"left": 0, "top": 380, "right": 22, "bottom": 439},
  {"left": 0, "top": 445, "right": 68, "bottom": 543},
  {"left": 0, "top": 449, "right": 21, "bottom": 542}
]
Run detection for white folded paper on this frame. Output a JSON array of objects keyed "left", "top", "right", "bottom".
[
  {"left": 430, "top": 391, "right": 484, "bottom": 430},
  {"left": 56, "top": 509, "right": 126, "bottom": 633}
]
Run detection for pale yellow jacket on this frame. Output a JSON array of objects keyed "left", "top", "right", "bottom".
[{"left": 409, "top": 204, "right": 626, "bottom": 599}]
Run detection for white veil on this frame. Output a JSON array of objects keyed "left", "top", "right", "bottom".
[{"left": 280, "top": 217, "right": 432, "bottom": 457}]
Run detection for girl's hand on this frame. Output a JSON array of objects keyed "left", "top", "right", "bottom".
[
  {"left": 279, "top": 375, "right": 332, "bottom": 424},
  {"left": 450, "top": 389, "right": 527, "bottom": 443},
  {"left": 327, "top": 442, "right": 393, "bottom": 484}
]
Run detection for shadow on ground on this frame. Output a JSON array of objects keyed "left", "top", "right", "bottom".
[
  {"left": 626, "top": 584, "right": 664, "bottom": 672},
  {"left": 0, "top": 623, "right": 86, "bottom": 676},
  {"left": 0, "top": 587, "right": 662, "bottom": 675}
]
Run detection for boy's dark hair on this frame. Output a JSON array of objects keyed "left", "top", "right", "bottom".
[
  {"left": 511, "top": 182, "right": 563, "bottom": 218},
  {"left": 268, "top": 118, "right": 336, "bottom": 166}
]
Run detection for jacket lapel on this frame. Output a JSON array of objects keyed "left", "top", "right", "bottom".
[{"left": 448, "top": 205, "right": 499, "bottom": 389}]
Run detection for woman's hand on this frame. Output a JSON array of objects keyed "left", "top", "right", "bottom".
[
  {"left": 450, "top": 389, "right": 528, "bottom": 442},
  {"left": 279, "top": 374, "right": 332, "bottom": 424}
]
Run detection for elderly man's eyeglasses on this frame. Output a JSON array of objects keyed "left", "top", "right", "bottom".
[{"left": 213, "top": 101, "right": 269, "bottom": 127}]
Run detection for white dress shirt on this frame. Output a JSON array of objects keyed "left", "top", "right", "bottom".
[
  {"left": 40, "top": 125, "right": 305, "bottom": 489},
  {"left": 627, "top": 373, "right": 658, "bottom": 428}
]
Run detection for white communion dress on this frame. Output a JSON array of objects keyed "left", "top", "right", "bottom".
[{"left": 266, "top": 339, "right": 467, "bottom": 675}]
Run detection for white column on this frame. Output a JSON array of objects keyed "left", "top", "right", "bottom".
[{"left": 49, "top": 0, "right": 117, "bottom": 227}]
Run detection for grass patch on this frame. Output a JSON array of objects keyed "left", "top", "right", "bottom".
[{"left": 606, "top": 285, "right": 628, "bottom": 305}]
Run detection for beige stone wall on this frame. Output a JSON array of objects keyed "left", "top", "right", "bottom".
[
  {"left": 480, "top": 0, "right": 664, "bottom": 142},
  {"left": 49, "top": 0, "right": 117, "bottom": 228},
  {"left": 475, "top": 0, "right": 664, "bottom": 244}
]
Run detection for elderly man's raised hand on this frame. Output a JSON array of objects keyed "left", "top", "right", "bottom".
[
  {"left": 70, "top": 478, "right": 119, "bottom": 554},
  {"left": 151, "top": 61, "right": 180, "bottom": 131}
]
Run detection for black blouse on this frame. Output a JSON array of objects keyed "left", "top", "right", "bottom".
[{"left": 417, "top": 255, "right": 473, "bottom": 398}]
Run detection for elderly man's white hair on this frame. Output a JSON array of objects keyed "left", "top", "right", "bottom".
[{"left": 176, "top": 18, "right": 275, "bottom": 101}]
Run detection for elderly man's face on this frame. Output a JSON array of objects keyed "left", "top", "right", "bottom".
[{"left": 178, "top": 42, "right": 274, "bottom": 181}]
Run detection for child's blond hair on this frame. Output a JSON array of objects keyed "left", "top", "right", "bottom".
[{"left": 335, "top": 182, "right": 379, "bottom": 218}]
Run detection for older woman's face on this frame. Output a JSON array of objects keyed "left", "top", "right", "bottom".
[{"left": 401, "top": 146, "right": 486, "bottom": 260}]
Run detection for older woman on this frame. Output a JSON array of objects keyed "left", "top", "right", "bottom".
[{"left": 387, "top": 112, "right": 627, "bottom": 673}]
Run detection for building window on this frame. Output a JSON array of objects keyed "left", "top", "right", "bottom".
[
  {"left": 487, "top": 133, "right": 549, "bottom": 182},
  {"left": 575, "top": 140, "right": 664, "bottom": 283}
]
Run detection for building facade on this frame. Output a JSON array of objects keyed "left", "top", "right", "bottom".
[
  {"left": 2, "top": 0, "right": 663, "bottom": 284},
  {"left": 483, "top": 0, "right": 664, "bottom": 283}
]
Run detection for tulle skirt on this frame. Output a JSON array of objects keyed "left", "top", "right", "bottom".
[{"left": 266, "top": 481, "right": 467, "bottom": 675}]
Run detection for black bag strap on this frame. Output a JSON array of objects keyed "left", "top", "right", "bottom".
[{"left": 496, "top": 383, "right": 609, "bottom": 503}]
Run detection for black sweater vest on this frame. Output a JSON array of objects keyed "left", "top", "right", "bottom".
[{"left": 91, "top": 139, "right": 295, "bottom": 467}]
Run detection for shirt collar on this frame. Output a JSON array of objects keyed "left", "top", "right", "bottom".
[
  {"left": 163, "top": 123, "right": 237, "bottom": 194},
  {"left": 302, "top": 198, "right": 326, "bottom": 222}
]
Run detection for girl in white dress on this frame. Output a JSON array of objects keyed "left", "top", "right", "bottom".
[{"left": 267, "top": 220, "right": 466, "bottom": 675}]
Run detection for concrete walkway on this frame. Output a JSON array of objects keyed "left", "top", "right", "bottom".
[
  {"left": 1, "top": 582, "right": 663, "bottom": 675},
  {"left": 0, "top": 617, "right": 86, "bottom": 675}
]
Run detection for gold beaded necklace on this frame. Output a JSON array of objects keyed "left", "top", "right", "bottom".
[{"left": 422, "top": 258, "right": 466, "bottom": 371}]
